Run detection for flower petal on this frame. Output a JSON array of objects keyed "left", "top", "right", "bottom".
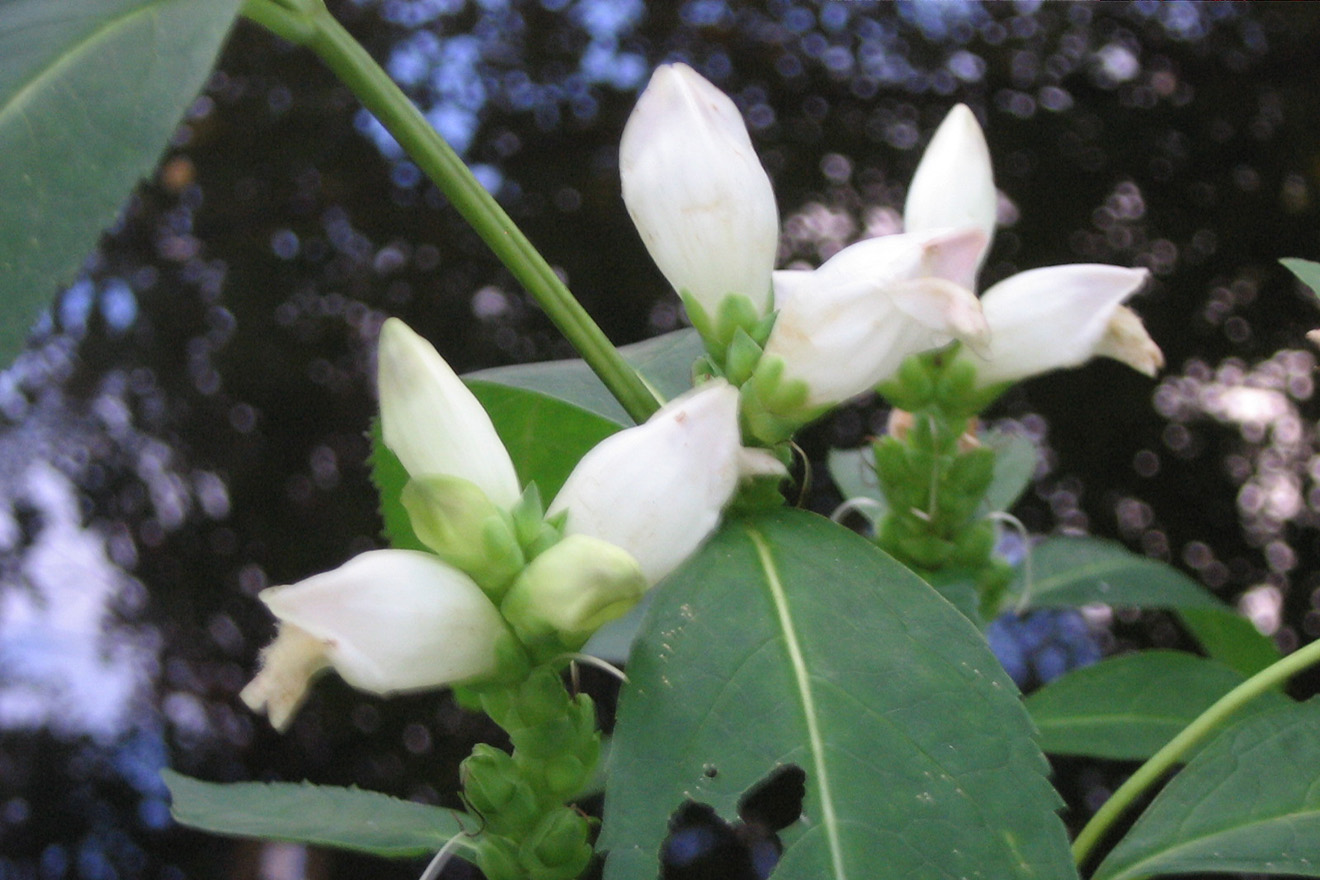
[
  {"left": 1094, "top": 305, "right": 1164, "bottom": 377},
  {"left": 967, "top": 264, "right": 1154, "bottom": 386},
  {"left": 904, "top": 104, "right": 997, "bottom": 282},
  {"left": 377, "top": 318, "right": 521, "bottom": 508},
  {"left": 547, "top": 380, "right": 763, "bottom": 584},
  {"left": 241, "top": 549, "right": 507, "bottom": 730},
  {"left": 763, "top": 230, "right": 987, "bottom": 406},
  {"left": 620, "top": 63, "right": 780, "bottom": 317}
]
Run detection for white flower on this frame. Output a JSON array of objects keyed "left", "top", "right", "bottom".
[
  {"left": 620, "top": 63, "right": 780, "bottom": 319},
  {"left": 962, "top": 264, "right": 1164, "bottom": 386},
  {"left": 763, "top": 228, "right": 990, "bottom": 407},
  {"left": 377, "top": 317, "right": 522, "bottom": 509},
  {"left": 904, "top": 104, "right": 997, "bottom": 286},
  {"left": 239, "top": 550, "right": 508, "bottom": 731},
  {"left": 548, "top": 380, "right": 782, "bottom": 584}
]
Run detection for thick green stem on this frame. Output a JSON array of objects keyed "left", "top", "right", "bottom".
[
  {"left": 240, "top": 0, "right": 661, "bottom": 425},
  {"left": 1072, "top": 636, "right": 1320, "bottom": 868}
]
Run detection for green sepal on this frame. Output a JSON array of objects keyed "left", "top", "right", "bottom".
[
  {"left": 723, "top": 327, "right": 764, "bottom": 386},
  {"left": 461, "top": 744, "right": 544, "bottom": 837},
  {"left": 678, "top": 291, "right": 719, "bottom": 357},
  {"left": 510, "top": 482, "right": 548, "bottom": 549},
  {"left": 950, "top": 519, "right": 998, "bottom": 568},
  {"left": 947, "top": 446, "right": 997, "bottom": 498},
  {"left": 475, "top": 835, "right": 523, "bottom": 880},
  {"left": 934, "top": 357, "right": 980, "bottom": 411},
  {"left": 691, "top": 354, "right": 719, "bottom": 385},
  {"left": 400, "top": 474, "right": 525, "bottom": 597},
  {"left": 740, "top": 354, "right": 819, "bottom": 444},
  {"left": 746, "top": 308, "right": 779, "bottom": 349},
  {"left": 878, "top": 352, "right": 938, "bottom": 410},
  {"left": 518, "top": 807, "right": 594, "bottom": 880},
  {"left": 712, "top": 292, "right": 764, "bottom": 353}
]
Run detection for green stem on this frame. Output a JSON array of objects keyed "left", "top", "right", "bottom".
[
  {"left": 239, "top": 0, "right": 661, "bottom": 425},
  {"left": 1072, "top": 636, "right": 1320, "bottom": 869}
]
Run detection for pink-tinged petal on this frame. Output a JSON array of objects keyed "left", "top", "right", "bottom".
[{"left": 904, "top": 104, "right": 997, "bottom": 279}]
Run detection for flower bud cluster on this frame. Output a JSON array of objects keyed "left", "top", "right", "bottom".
[
  {"left": 461, "top": 668, "right": 601, "bottom": 880},
  {"left": 620, "top": 64, "right": 1164, "bottom": 446},
  {"left": 870, "top": 353, "right": 1014, "bottom": 615}
]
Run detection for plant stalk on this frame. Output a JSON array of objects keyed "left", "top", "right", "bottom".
[
  {"left": 240, "top": 0, "right": 661, "bottom": 424},
  {"left": 1071, "top": 635, "right": 1320, "bottom": 868}
]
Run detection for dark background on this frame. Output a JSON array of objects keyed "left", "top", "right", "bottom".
[{"left": 3, "top": 2, "right": 1320, "bottom": 878}]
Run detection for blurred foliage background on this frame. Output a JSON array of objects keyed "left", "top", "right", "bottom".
[{"left": 4, "top": 1, "right": 1320, "bottom": 878}]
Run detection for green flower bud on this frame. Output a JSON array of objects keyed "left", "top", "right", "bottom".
[
  {"left": 501, "top": 535, "right": 646, "bottom": 655},
  {"left": 519, "top": 807, "right": 594, "bottom": 880},
  {"left": 934, "top": 356, "right": 979, "bottom": 408},
  {"left": 461, "top": 745, "right": 542, "bottom": 835},
  {"left": 950, "top": 520, "right": 997, "bottom": 567},
  {"left": 740, "top": 354, "right": 820, "bottom": 444},
  {"left": 946, "top": 447, "right": 996, "bottom": 498},
  {"left": 401, "top": 474, "right": 524, "bottom": 596},
  {"left": 476, "top": 835, "right": 524, "bottom": 880},
  {"left": 879, "top": 353, "right": 936, "bottom": 410}
]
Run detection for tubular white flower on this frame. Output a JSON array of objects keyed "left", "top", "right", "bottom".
[
  {"left": 963, "top": 264, "right": 1162, "bottom": 386},
  {"left": 240, "top": 549, "right": 507, "bottom": 731},
  {"left": 547, "top": 380, "right": 779, "bottom": 585},
  {"left": 903, "top": 104, "right": 997, "bottom": 286},
  {"left": 620, "top": 63, "right": 780, "bottom": 317},
  {"left": 377, "top": 318, "right": 522, "bottom": 509},
  {"left": 764, "top": 228, "right": 990, "bottom": 406}
]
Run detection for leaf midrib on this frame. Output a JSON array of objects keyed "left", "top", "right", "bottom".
[{"left": 749, "top": 527, "right": 848, "bottom": 880}]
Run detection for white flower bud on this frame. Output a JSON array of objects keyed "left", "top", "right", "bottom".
[
  {"left": 620, "top": 63, "right": 780, "bottom": 319},
  {"left": 904, "top": 104, "right": 997, "bottom": 286},
  {"left": 963, "top": 264, "right": 1161, "bottom": 386},
  {"left": 377, "top": 318, "right": 521, "bottom": 509},
  {"left": 764, "top": 228, "right": 990, "bottom": 407},
  {"left": 547, "top": 380, "right": 779, "bottom": 585},
  {"left": 240, "top": 549, "right": 509, "bottom": 731}
]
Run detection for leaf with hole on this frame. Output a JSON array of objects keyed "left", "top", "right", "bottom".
[{"left": 601, "top": 509, "right": 1076, "bottom": 880}]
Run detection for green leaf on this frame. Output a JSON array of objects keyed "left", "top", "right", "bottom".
[
  {"left": 1281, "top": 258, "right": 1320, "bottom": 301},
  {"left": 601, "top": 509, "right": 1076, "bottom": 880},
  {"left": 466, "top": 328, "right": 703, "bottom": 424},
  {"left": 1015, "top": 537, "right": 1278, "bottom": 673},
  {"left": 1025, "top": 651, "right": 1290, "bottom": 761},
  {"left": 826, "top": 429, "right": 1037, "bottom": 529},
  {"left": 1177, "top": 606, "right": 1280, "bottom": 678},
  {"left": 162, "top": 770, "right": 473, "bottom": 858},
  {"left": 0, "top": 0, "right": 241, "bottom": 365},
  {"left": 467, "top": 380, "right": 621, "bottom": 501},
  {"left": 1093, "top": 698, "right": 1320, "bottom": 880}
]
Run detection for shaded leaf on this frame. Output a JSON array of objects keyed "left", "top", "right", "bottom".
[
  {"left": 467, "top": 380, "right": 621, "bottom": 501},
  {"left": 466, "top": 328, "right": 703, "bottom": 424},
  {"left": 1025, "top": 651, "right": 1290, "bottom": 761},
  {"left": 0, "top": 0, "right": 241, "bottom": 365},
  {"left": 1015, "top": 537, "right": 1277, "bottom": 672},
  {"left": 162, "top": 770, "right": 472, "bottom": 858},
  {"left": 1177, "top": 606, "right": 1280, "bottom": 678},
  {"left": 602, "top": 509, "right": 1075, "bottom": 880},
  {"left": 1281, "top": 258, "right": 1320, "bottom": 301},
  {"left": 1094, "top": 698, "right": 1320, "bottom": 880}
]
